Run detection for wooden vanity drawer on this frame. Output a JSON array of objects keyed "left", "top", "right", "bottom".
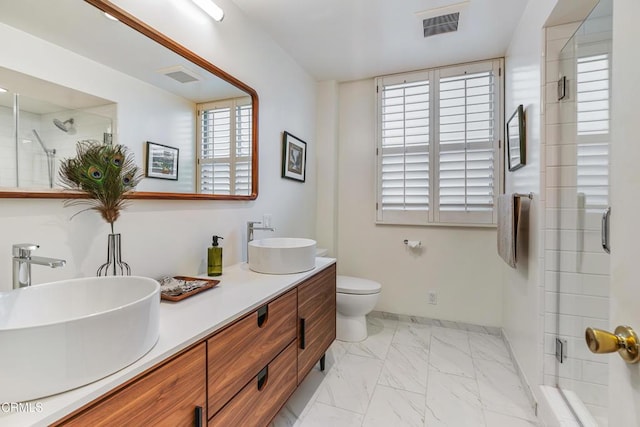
[
  {"left": 207, "top": 289, "right": 297, "bottom": 417},
  {"left": 208, "top": 341, "right": 297, "bottom": 427},
  {"left": 58, "top": 343, "right": 206, "bottom": 427}
]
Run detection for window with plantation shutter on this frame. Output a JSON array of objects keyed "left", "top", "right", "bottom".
[
  {"left": 376, "top": 59, "right": 502, "bottom": 226},
  {"left": 378, "top": 71, "right": 431, "bottom": 224},
  {"left": 437, "top": 64, "right": 498, "bottom": 224},
  {"left": 197, "top": 97, "right": 252, "bottom": 195},
  {"left": 576, "top": 52, "right": 609, "bottom": 209}
]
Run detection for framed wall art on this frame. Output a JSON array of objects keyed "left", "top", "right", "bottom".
[
  {"left": 145, "top": 141, "right": 179, "bottom": 180},
  {"left": 281, "top": 131, "right": 307, "bottom": 182}
]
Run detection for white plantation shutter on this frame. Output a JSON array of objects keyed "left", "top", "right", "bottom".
[
  {"left": 436, "top": 62, "right": 499, "bottom": 224},
  {"left": 199, "top": 105, "right": 231, "bottom": 194},
  {"left": 376, "top": 60, "right": 501, "bottom": 226},
  {"left": 197, "top": 97, "right": 252, "bottom": 195},
  {"left": 576, "top": 53, "right": 609, "bottom": 208},
  {"left": 576, "top": 54, "right": 609, "bottom": 136},
  {"left": 377, "top": 71, "right": 431, "bottom": 224},
  {"left": 234, "top": 101, "right": 252, "bottom": 195}
]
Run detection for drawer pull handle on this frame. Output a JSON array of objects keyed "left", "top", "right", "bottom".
[
  {"left": 257, "top": 366, "right": 268, "bottom": 391},
  {"left": 300, "top": 318, "right": 306, "bottom": 349},
  {"left": 257, "top": 305, "right": 268, "bottom": 327},
  {"left": 195, "top": 406, "right": 203, "bottom": 427}
]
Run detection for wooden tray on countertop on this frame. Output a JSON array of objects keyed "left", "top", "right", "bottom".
[{"left": 160, "top": 276, "right": 220, "bottom": 302}]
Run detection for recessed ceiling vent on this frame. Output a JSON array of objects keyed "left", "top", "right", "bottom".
[
  {"left": 157, "top": 65, "right": 201, "bottom": 83},
  {"left": 415, "top": 1, "right": 468, "bottom": 38},
  {"left": 423, "top": 12, "right": 460, "bottom": 38}
]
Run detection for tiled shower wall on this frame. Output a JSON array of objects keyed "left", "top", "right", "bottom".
[
  {"left": 542, "top": 20, "right": 610, "bottom": 423},
  {"left": 0, "top": 105, "right": 114, "bottom": 188}
]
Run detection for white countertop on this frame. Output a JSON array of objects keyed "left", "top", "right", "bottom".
[{"left": 0, "top": 258, "right": 336, "bottom": 426}]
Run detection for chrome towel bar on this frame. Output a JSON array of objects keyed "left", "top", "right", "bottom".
[{"left": 514, "top": 192, "right": 533, "bottom": 199}]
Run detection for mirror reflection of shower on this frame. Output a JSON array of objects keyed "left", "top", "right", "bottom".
[
  {"left": 0, "top": 86, "right": 115, "bottom": 189},
  {"left": 53, "top": 117, "right": 76, "bottom": 134},
  {"left": 31, "top": 129, "right": 56, "bottom": 189}
]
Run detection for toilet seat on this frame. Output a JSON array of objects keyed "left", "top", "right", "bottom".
[{"left": 337, "top": 275, "right": 381, "bottom": 295}]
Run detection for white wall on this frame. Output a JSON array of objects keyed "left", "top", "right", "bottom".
[
  {"left": 333, "top": 78, "right": 503, "bottom": 327},
  {"left": 0, "top": 0, "right": 317, "bottom": 289},
  {"left": 315, "top": 80, "right": 339, "bottom": 256},
  {"left": 502, "top": 0, "right": 557, "bottom": 404}
]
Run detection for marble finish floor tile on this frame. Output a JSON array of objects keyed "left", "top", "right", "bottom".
[
  {"left": 469, "top": 332, "right": 512, "bottom": 365},
  {"left": 299, "top": 402, "right": 363, "bottom": 427},
  {"left": 431, "top": 326, "right": 471, "bottom": 354},
  {"left": 362, "top": 385, "right": 425, "bottom": 427},
  {"left": 474, "top": 358, "right": 536, "bottom": 421},
  {"left": 392, "top": 322, "right": 432, "bottom": 349},
  {"left": 425, "top": 369, "right": 485, "bottom": 427},
  {"left": 348, "top": 325, "right": 395, "bottom": 360},
  {"left": 483, "top": 409, "right": 539, "bottom": 426},
  {"left": 271, "top": 406, "right": 303, "bottom": 427},
  {"left": 378, "top": 343, "right": 429, "bottom": 394},
  {"left": 431, "top": 324, "right": 470, "bottom": 338},
  {"left": 326, "top": 339, "right": 351, "bottom": 367},
  {"left": 277, "top": 369, "right": 327, "bottom": 423},
  {"left": 315, "top": 353, "right": 384, "bottom": 414},
  {"left": 275, "top": 316, "right": 538, "bottom": 427},
  {"left": 429, "top": 332, "right": 476, "bottom": 379},
  {"left": 367, "top": 314, "right": 399, "bottom": 331}
]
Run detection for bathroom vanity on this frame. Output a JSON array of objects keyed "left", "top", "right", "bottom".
[{"left": 1, "top": 259, "right": 336, "bottom": 426}]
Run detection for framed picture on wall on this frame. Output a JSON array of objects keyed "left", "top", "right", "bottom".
[
  {"left": 506, "top": 104, "right": 526, "bottom": 171},
  {"left": 281, "top": 131, "right": 307, "bottom": 182},
  {"left": 145, "top": 141, "right": 179, "bottom": 180}
]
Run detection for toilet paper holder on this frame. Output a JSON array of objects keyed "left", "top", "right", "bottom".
[{"left": 403, "top": 239, "right": 422, "bottom": 248}]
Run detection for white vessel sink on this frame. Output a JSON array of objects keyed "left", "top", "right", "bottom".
[
  {"left": 249, "top": 238, "right": 317, "bottom": 274},
  {"left": 0, "top": 276, "right": 160, "bottom": 402}
]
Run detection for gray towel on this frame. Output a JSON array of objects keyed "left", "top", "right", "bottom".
[{"left": 497, "top": 193, "right": 520, "bottom": 268}]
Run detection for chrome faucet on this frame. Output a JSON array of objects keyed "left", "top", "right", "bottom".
[
  {"left": 12, "top": 243, "right": 66, "bottom": 289},
  {"left": 247, "top": 221, "right": 275, "bottom": 261}
]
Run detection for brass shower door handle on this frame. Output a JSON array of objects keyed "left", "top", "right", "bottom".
[{"left": 585, "top": 326, "right": 640, "bottom": 364}]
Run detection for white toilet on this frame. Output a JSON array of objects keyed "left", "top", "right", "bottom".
[{"left": 336, "top": 275, "right": 381, "bottom": 342}]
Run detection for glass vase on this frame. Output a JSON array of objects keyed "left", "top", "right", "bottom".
[{"left": 97, "top": 233, "right": 131, "bottom": 276}]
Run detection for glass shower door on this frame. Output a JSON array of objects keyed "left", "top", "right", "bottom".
[{"left": 552, "top": 0, "right": 612, "bottom": 424}]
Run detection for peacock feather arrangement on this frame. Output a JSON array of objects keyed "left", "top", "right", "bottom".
[{"left": 59, "top": 140, "right": 142, "bottom": 233}]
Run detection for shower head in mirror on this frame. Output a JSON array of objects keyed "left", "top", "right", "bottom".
[{"left": 53, "top": 118, "right": 76, "bottom": 134}]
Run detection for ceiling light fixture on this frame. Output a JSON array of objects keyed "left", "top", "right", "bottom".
[
  {"left": 192, "top": 0, "right": 224, "bottom": 22},
  {"left": 0, "top": 87, "right": 7, "bottom": 93},
  {"left": 103, "top": 12, "right": 119, "bottom": 21}
]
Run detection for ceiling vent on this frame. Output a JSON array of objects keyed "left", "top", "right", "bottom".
[
  {"left": 157, "top": 65, "right": 201, "bottom": 83},
  {"left": 415, "top": 1, "right": 468, "bottom": 38},
  {"left": 423, "top": 12, "right": 460, "bottom": 38}
]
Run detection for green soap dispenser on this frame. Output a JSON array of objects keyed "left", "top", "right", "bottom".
[{"left": 207, "top": 235, "right": 224, "bottom": 276}]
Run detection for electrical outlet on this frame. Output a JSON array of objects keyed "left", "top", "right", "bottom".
[
  {"left": 428, "top": 291, "right": 438, "bottom": 305},
  {"left": 263, "top": 214, "right": 272, "bottom": 228}
]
